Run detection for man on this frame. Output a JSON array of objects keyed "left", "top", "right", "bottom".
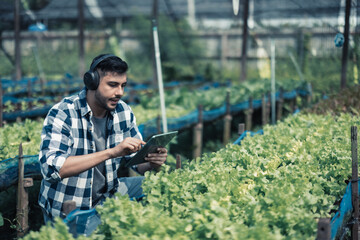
[{"left": 38, "top": 54, "right": 168, "bottom": 223}]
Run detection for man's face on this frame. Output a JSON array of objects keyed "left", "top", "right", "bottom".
[{"left": 94, "top": 72, "right": 127, "bottom": 111}]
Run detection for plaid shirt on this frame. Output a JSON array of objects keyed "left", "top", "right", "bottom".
[{"left": 38, "top": 88, "right": 142, "bottom": 219}]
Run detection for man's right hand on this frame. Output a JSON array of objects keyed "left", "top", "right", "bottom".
[{"left": 109, "top": 137, "right": 146, "bottom": 158}]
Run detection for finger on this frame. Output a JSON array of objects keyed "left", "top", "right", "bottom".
[
  {"left": 145, "top": 155, "right": 167, "bottom": 164},
  {"left": 127, "top": 139, "right": 145, "bottom": 150},
  {"left": 147, "top": 153, "right": 167, "bottom": 158},
  {"left": 156, "top": 148, "right": 167, "bottom": 153}
]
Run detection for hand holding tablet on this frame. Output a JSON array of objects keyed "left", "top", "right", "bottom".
[{"left": 124, "top": 131, "right": 178, "bottom": 167}]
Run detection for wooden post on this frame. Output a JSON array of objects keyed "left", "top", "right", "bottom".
[
  {"left": 316, "top": 218, "right": 330, "bottom": 240},
  {"left": 129, "top": 89, "right": 135, "bottom": 104},
  {"left": 27, "top": 78, "right": 31, "bottom": 98},
  {"left": 17, "top": 143, "right": 33, "bottom": 237},
  {"left": 290, "top": 95, "right": 296, "bottom": 113},
  {"left": 14, "top": 0, "right": 22, "bottom": 80},
  {"left": 65, "top": 75, "right": 70, "bottom": 97},
  {"left": 223, "top": 90, "right": 232, "bottom": 145},
  {"left": 307, "top": 83, "right": 312, "bottom": 106},
  {"left": 176, "top": 154, "right": 181, "bottom": 169},
  {"left": 240, "top": 0, "right": 249, "bottom": 82},
  {"left": 0, "top": 78, "right": 3, "bottom": 128},
  {"left": 78, "top": 0, "right": 85, "bottom": 78},
  {"left": 27, "top": 79, "right": 33, "bottom": 109},
  {"left": 193, "top": 105, "right": 203, "bottom": 160},
  {"left": 238, "top": 123, "right": 245, "bottom": 136},
  {"left": 351, "top": 126, "right": 359, "bottom": 240},
  {"left": 245, "top": 97, "right": 253, "bottom": 131},
  {"left": 261, "top": 94, "right": 267, "bottom": 126},
  {"left": 276, "top": 89, "right": 283, "bottom": 121},
  {"left": 267, "top": 92, "right": 271, "bottom": 124},
  {"left": 340, "top": 0, "right": 351, "bottom": 89}
]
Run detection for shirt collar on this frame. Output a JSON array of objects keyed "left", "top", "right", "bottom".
[{"left": 78, "top": 87, "right": 116, "bottom": 119}]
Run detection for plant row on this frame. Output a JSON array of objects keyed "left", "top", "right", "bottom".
[
  {"left": 0, "top": 78, "right": 307, "bottom": 160},
  {"left": 1, "top": 78, "right": 221, "bottom": 115},
  {"left": 23, "top": 112, "right": 357, "bottom": 239}
]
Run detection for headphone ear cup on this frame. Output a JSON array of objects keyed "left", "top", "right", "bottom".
[
  {"left": 83, "top": 71, "right": 98, "bottom": 90},
  {"left": 92, "top": 71, "right": 100, "bottom": 89}
]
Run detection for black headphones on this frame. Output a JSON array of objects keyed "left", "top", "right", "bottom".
[{"left": 83, "top": 54, "right": 116, "bottom": 90}]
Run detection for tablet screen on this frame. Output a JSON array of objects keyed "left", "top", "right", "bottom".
[{"left": 124, "top": 131, "right": 178, "bottom": 167}]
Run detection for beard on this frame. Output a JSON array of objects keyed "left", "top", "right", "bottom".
[{"left": 94, "top": 89, "right": 119, "bottom": 112}]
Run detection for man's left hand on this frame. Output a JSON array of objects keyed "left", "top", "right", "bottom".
[{"left": 145, "top": 147, "right": 168, "bottom": 168}]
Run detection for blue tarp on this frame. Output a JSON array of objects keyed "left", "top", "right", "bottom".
[{"left": 330, "top": 181, "right": 359, "bottom": 240}]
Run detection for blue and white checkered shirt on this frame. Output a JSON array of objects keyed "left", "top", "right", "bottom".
[{"left": 38, "top": 88, "right": 142, "bottom": 219}]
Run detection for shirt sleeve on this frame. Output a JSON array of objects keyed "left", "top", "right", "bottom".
[
  {"left": 127, "top": 106, "right": 143, "bottom": 174},
  {"left": 39, "top": 108, "right": 73, "bottom": 183},
  {"left": 129, "top": 109, "right": 143, "bottom": 140}
]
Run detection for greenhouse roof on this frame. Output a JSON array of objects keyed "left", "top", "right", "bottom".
[
  {"left": 0, "top": 0, "right": 357, "bottom": 30},
  {"left": 33, "top": 0, "right": 345, "bottom": 21}
]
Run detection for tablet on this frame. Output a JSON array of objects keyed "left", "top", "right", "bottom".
[{"left": 124, "top": 131, "right": 178, "bottom": 167}]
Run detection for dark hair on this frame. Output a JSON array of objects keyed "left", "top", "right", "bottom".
[{"left": 91, "top": 54, "right": 128, "bottom": 75}]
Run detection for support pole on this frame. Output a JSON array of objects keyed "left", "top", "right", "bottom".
[
  {"left": 261, "top": 94, "right": 267, "bottom": 125},
  {"left": 240, "top": 0, "right": 249, "bottom": 82},
  {"left": 340, "top": 0, "right": 351, "bottom": 89},
  {"left": 14, "top": 0, "right": 21, "bottom": 81},
  {"left": 267, "top": 92, "right": 271, "bottom": 123},
  {"left": 290, "top": 94, "right": 296, "bottom": 113},
  {"left": 223, "top": 90, "right": 232, "bottom": 145},
  {"left": 17, "top": 143, "right": 33, "bottom": 237},
  {"left": 193, "top": 105, "right": 203, "bottom": 160},
  {"left": 78, "top": 0, "right": 85, "bottom": 78},
  {"left": 152, "top": 18, "right": 168, "bottom": 133},
  {"left": 307, "top": 83, "right": 312, "bottom": 105},
  {"left": 151, "top": 0, "right": 158, "bottom": 89},
  {"left": 238, "top": 123, "right": 245, "bottom": 136},
  {"left": 351, "top": 126, "right": 359, "bottom": 240},
  {"left": 176, "top": 154, "right": 181, "bottom": 169},
  {"left": 245, "top": 97, "right": 253, "bottom": 131}
]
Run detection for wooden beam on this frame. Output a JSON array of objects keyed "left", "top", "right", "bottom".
[
  {"left": 193, "top": 105, "right": 203, "bottom": 160},
  {"left": 340, "top": 0, "right": 351, "bottom": 89},
  {"left": 240, "top": 0, "right": 249, "bottom": 82},
  {"left": 14, "top": 0, "right": 21, "bottom": 80},
  {"left": 78, "top": 0, "right": 85, "bottom": 78},
  {"left": 223, "top": 90, "right": 232, "bottom": 145}
]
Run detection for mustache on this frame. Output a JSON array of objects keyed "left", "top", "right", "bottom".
[{"left": 109, "top": 97, "right": 120, "bottom": 101}]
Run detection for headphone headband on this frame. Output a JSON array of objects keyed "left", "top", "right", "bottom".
[{"left": 89, "top": 54, "right": 116, "bottom": 71}]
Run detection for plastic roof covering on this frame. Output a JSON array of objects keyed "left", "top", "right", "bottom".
[
  {"left": 32, "top": 0, "right": 344, "bottom": 21},
  {"left": 0, "top": 0, "right": 33, "bottom": 25}
]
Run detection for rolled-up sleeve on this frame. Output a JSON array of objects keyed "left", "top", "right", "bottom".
[{"left": 39, "top": 108, "right": 73, "bottom": 183}]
